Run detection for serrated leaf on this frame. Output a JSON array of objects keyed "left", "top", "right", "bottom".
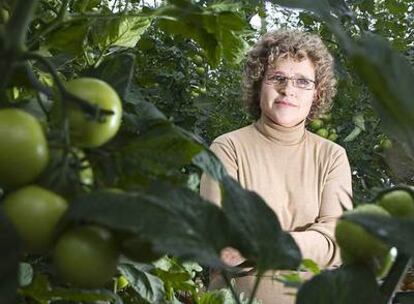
[
  {"left": 118, "top": 263, "right": 165, "bottom": 303},
  {"left": 296, "top": 264, "right": 383, "bottom": 304},
  {"left": 91, "top": 16, "right": 152, "bottom": 50}
]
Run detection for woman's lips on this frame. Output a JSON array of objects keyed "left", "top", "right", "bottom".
[{"left": 275, "top": 100, "right": 298, "bottom": 107}]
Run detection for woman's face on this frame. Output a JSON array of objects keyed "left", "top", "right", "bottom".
[{"left": 259, "top": 56, "right": 317, "bottom": 127}]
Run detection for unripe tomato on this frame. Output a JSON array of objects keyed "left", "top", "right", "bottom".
[
  {"left": 316, "top": 128, "right": 329, "bottom": 138},
  {"left": 327, "top": 133, "right": 338, "bottom": 142},
  {"left": 195, "top": 67, "right": 205, "bottom": 76},
  {"left": 0, "top": 109, "right": 49, "bottom": 188},
  {"left": 192, "top": 54, "right": 203, "bottom": 65},
  {"left": 54, "top": 225, "right": 120, "bottom": 288},
  {"left": 379, "top": 138, "right": 392, "bottom": 151},
  {"left": 64, "top": 78, "right": 122, "bottom": 148},
  {"left": 116, "top": 275, "right": 129, "bottom": 290},
  {"left": 308, "top": 119, "right": 324, "bottom": 130},
  {"left": 377, "top": 189, "right": 414, "bottom": 218},
  {"left": 0, "top": 8, "right": 9, "bottom": 24},
  {"left": 335, "top": 204, "right": 391, "bottom": 262},
  {"left": 2, "top": 186, "right": 67, "bottom": 253}
]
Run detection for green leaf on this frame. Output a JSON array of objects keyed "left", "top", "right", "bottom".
[
  {"left": 91, "top": 15, "right": 152, "bottom": 50},
  {"left": 46, "top": 21, "right": 89, "bottom": 55},
  {"left": 62, "top": 185, "right": 231, "bottom": 268},
  {"left": 83, "top": 53, "right": 136, "bottom": 100},
  {"left": 20, "top": 274, "right": 122, "bottom": 304},
  {"left": 296, "top": 264, "right": 383, "bottom": 304},
  {"left": 152, "top": 2, "right": 249, "bottom": 67},
  {"left": 18, "top": 263, "right": 33, "bottom": 287},
  {"left": 343, "top": 126, "right": 362, "bottom": 142},
  {"left": 118, "top": 262, "right": 165, "bottom": 303},
  {"left": 343, "top": 213, "right": 414, "bottom": 257},
  {"left": 0, "top": 210, "right": 23, "bottom": 304},
  {"left": 349, "top": 33, "right": 414, "bottom": 151},
  {"left": 221, "top": 176, "right": 302, "bottom": 272}
]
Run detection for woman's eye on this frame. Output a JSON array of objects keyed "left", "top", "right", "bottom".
[{"left": 297, "top": 78, "right": 310, "bottom": 85}]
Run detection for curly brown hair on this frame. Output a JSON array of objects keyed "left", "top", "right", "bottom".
[{"left": 243, "top": 29, "right": 337, "bottom": 120}]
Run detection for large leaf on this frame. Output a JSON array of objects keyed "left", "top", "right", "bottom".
[
  {"left": 221, "top": 177, "right": 302, "bottom": 272},
  {"left": 91, "top": 101, "right": 203, "bottom": 187},
  {"left": 91, "top": 15, "right": 152, "bottom": 50},
  {"left": 118, "top": 262, "right": 165, "bottom": 303},
  {"left": 0, "top": 210, "right": 23, "bottom": 304},
  {"left": 62, "top": 185, "right": 231, "bottom": 268},
  {"left": 46, "top": 21, "right": 90, "bottom": 55},
  {"left": 296, "top": 264, "right": 383, "bottom": 304},
  {"left": 349, "top": 33, "right": 414, "bottom": 152},
  {"left": 152, "top": 1, "right": 249, "bottom": 67}
]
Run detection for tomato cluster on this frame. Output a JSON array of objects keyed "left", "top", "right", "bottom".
[
  {"left": 307, "top": 113, "right": 338, "bottom": 141},
  {"left": 335, "top": 187, "right": 414, "bottom": 278},
  {"left": 0, "top": 78, "right": 126, "bottom": 288}
]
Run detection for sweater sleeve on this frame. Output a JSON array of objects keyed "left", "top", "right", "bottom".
[{"left": 290, "top": 148, "right": 353, "bottom": 268}]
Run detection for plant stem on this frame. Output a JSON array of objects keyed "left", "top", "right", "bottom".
[
  {"left": 6, "top": 0, "right": 39, "bottom": 52},
  {"left": 221, "top": 270, "right": 242, "bottom": 304},
  {"left": 248, "top": 272, "right": 263, "bottom": 304}
]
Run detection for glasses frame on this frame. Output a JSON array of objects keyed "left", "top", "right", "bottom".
[{"left": 264, "top": 73, "right": 316, "bottom": 90}]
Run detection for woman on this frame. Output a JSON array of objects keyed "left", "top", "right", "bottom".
[{"left": 200, "top": 30, "right": 353, "bottom": 303}]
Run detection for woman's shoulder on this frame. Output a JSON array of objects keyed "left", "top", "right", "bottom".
[
  {"left": 305, "top": 130, "right": 347, "bottom": 157},
  {"left": 212, "top": 123, "right": 256, "bottom": 147}
]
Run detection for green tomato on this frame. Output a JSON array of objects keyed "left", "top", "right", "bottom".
[
  {"left": 316, "top": 128, "right": 329, "bottom": 138},
  {"left": 0, "top": 8, "right": 9, "bottom": 24},
  {"left": 308, "top": 119, "right": 324, "bottom": 130},
  {"left": 335, "top": 204, "right": 391, "bottom": 262},
  {"left": 3, "top": 186, "right": 67, "bottom": 253},
  {"left": 64, "top": 78, "right": 123, "bottom": 148},
  {"left": 377, "top": 189, "right": 414, "bottom": 218},
  {"left": 319, "top": 113, "right": 332, "bottom": 122},
  {"left": 116, "top": 275, "right": 129, "bottom": 290},
  {"left": 327, "top": 133, "right": 338, "bottom": 142},
  {"left": 379, "top": 138, "right": 392, "bottom": 151},
  {"left": 195, "top": 67, "right": 205, "bottom": 76},
  {"left": 192, "top": 54, "right": 203, "bottom": 65},
  {"left": 0, "top": 109, "right": 49, "bottom": 188},
  {"left": 54, "top": 225, "right": 120, "bottom": 288}
]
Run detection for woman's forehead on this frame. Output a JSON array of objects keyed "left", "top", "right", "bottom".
[{"left": 267, "top": 57, "right": 316, "bottom": 76}]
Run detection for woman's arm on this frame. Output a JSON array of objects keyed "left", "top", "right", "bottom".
[{"left": 290, "top": 148, "right": 353, "bottom": 268}]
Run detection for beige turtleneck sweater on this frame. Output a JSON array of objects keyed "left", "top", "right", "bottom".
[{"left": 200, "top": 116, "right": 353, "bottom": 303}]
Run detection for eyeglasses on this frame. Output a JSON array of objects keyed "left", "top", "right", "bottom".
[{"left": 264, "top": 74, "right": 316, "bottom": 90}]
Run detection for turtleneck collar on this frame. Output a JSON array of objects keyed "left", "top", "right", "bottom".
[{"left": 254, "top": 115, "right": 306, "bottom": 146}]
